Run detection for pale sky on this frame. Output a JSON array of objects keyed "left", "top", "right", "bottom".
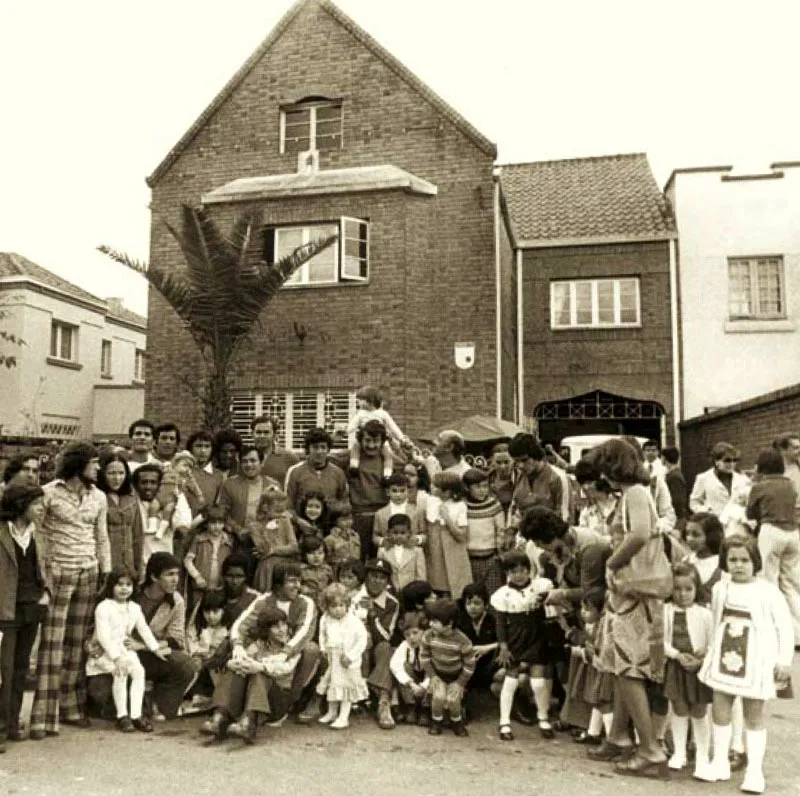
[{"left": 2, "top": 0, "right": 798, "bottom": 317}]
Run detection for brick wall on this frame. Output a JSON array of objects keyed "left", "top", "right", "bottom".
[
  {"left": 146, "top": 1, "right": 498, "bottom": 436},
  {"left": 521, "top": 241, "right": 674, "bottom": 431},
  {"left": 679, "top": 383, "right": 800, "bottom": 487}
]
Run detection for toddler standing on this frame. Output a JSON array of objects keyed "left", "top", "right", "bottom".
[
  {"left": 378, "top": 514, "right": 427, "bottom": 592},
  {"left": 390, "top": 612, "right": 430, "bottom": 725},
  {"left": 463, "top": 468, "right": 506, "bottom": 588},
  {"left": 324, "top": 504, "right": 361, "bottom": 572},
  {"left": 426, "top": 472, "right": 472, "bottom": 599},
  {"left": 184, "top": 505, "right": 234, "bottom": 611},
  {"left": 316, "top": 584, "right": 369, "bottom": 729},
  {"left": 663, "top": 563, "right": 713, "bottom": 776}
]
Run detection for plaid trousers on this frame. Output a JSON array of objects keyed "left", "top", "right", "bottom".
[{"left": 30, "top": 564, "right": 98, "bottom": 732}]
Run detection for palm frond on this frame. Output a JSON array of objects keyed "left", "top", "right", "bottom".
[{"left": 254, "top": 234, "right": 338, "bottom": 300}]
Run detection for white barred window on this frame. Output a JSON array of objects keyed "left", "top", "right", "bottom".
[
  {"left": 231, "top": 391, "right": 355, "bottom": 451},
  {"left": 551, "top": 278, "right": 640, "bottom": 329}
]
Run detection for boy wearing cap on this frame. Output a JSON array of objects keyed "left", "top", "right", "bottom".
[{"left": 350, "top": 558, "right": 400, "bottom": 729}]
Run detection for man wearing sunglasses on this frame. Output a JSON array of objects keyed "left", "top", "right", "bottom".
[{"left": 689, "top": 442, "right": 750, "bottom": 516}]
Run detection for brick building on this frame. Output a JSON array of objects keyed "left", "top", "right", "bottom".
[
  {"left": 145, "top": 0, "right": 516, "bottom": 447},
  {"left": 500, "top": 154, "right": 678, "bottom": 451},
  {"left": 679, "top": 383, "right": 800, "bottom": 486}
]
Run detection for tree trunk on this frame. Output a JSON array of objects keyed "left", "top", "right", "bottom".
[{"left": 203, "top": 362, "right": 233, "bottom": 433}]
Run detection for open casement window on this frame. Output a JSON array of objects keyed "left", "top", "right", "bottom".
[
  {"left": 280, "top": 99, "right": 343, "bottom": 154},
  {"left": 230, "top": 391, "right": 355, "bottom": 450},
  {"left": 264, "top": 217, "right": 369, "bottom": 286},
  {"left": 550, "top": 278, "right": 640, "bottom": 329},
  {"left": 728, "top": 257, "right": 785, "bottom": 319}
]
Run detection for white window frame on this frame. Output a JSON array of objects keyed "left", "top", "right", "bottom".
[
  {"left": 231, "top": 391, "right": 356, "bottom": 452},
  {"left": 727, "top": 256, "right": 786, "bottom": 320},
  {"left": 100, "top": 339, "right": 112, "bottom": 377},
  {"left": 49, "top": 320, "right": 79, "bottom": 362},
  {"left": 134, "top": 349, "right": 146, "bottom": 382},
  {"left": 275, "top": 217, "right": 369, "bottom": 287},
  {"left": 550, "top": 278, "right": 641, "bottom": 329},
  {"left": 279, "top": 100, "right": 343, "bottom": 154}
]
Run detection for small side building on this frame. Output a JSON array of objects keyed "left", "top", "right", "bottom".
[{"left": 0, "top": 253, "right": 146, "bottom": 442}]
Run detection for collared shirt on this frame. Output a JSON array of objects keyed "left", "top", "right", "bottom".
[{"left": 40, "top": 480, "right": 111, "bottom": 572}]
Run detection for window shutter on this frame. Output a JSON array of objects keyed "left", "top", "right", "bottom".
[{"left": 263, "top": 228, "right": 276, "bottom": 266}]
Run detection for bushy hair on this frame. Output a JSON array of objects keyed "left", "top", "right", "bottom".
[
  {"left": 661, "top": 446, "right": 680, "bottom": 466},
  {"left": 300, "top": 535, "right": 325, "bottom": 558},
  {"left": 685, "top": 512, "right": 724, "bottom": 555},
  {"left": 460, "top": 582, "right": 490, "bottom": 606},
  {"left": 425, "top": 598, "right": 459, "bottom": 626},
  {"left": 186, "top": 429, "right": 214, "bottom": 452},
  {"left": 584, "top": 438, "right": 650, "bottom": 487},
  {"left": 144, "top": 552, "right": 181, "bottom": 585},
  {"left": 212, "top": 429, "right": 243, "bottom": 462},
  {"left": 303, "top": 427, "right": 332, "bottom": 453},
  {"left": 239, "top": 445, "right": 262, "bottom": 464},
  {"left": 462, "top": 467, "right": 489, "bottom": 487},
  {"left": 720, "top": 534, "right": 762, "bottom": 574},
  {"left": 0, "top": 484, "right": 44, "bottom": 521},
  {"left": 222, "top": 553, "right": 250, "bottom": 577},
  {"left": 256, "top": 489, "right": 288, "bottom": 519},
  {"left": 155, "top": 423, "right": 181, "bottom": 445},
  {"left": 357, "top": 419, "right": 387, "bottom": 443},
  {"left": 255, "top": 606, "right": 288, "bottom": 639},
  {"left": 756, "top": 448, "right": 784, "bottom": 476},
  {"left": 508, "top": 433, "right": 545, "bottom": 461},
  {"left": 131, "top": 463, "right": 164, "bottom": 490},
  {"left": 519, "top": 506, "right": 569, "bottom": 545},
  {"left": 400, "top": 580, "right": 433, "bottom": 612},
  {"left": 128, "top": 418, "right": 155, "bottom": 439},
  {"left": 298, "top": 491, "right": 330, "bottom": 529},
  {"left": 57, "top": 442, "right": 98, "bottom": 480},
  {"left": 319, "top": 582, "right": 349, "bottom": 611},
  {"left": 2, "top": 454, "right": 39, "bottom": 485}
]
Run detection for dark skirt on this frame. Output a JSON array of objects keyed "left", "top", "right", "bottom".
[
  {"left": 584, "top": 665, "right": 614, "bottom": 706},
  {"left": 561, "top": 652, "right": 592, "bottom": 728},
  {"left": 663, "top": 659, "right": 712, "bottom": 707}
]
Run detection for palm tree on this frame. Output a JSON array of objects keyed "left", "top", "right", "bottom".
[{"left": 100, "top": 204, "right": 337, "bottom": 431}]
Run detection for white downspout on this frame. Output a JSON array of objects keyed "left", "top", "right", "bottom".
[
  {"left": 516, "top": 248, "right": 524, "bottom": 426},
  {"left": 493, "top": 173, "right": 502, "bottom": 419},
  {"left": 668, "top": 237, "right": 681, "bottom": 442}
]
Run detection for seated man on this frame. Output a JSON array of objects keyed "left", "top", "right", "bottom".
[
  {"left": 201, "top": 562, "right": 320, "bottom": 739},
  {"left": 86, "top": 553, "right": 195, "bottom": 721}
]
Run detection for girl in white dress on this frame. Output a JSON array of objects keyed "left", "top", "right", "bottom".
[
  {"left": 698, "top": 535, "right": 793, "bottom": 793},
  {"left": 316, "top": 583, "right": 369, "bottom": 729},
  {"left": 86, "top": 568, "right": 168, "bottom": 732}
]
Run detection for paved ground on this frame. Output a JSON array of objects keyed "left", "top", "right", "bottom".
[{"left": 3, "top": 661, "right": 800, "bottom": 796}]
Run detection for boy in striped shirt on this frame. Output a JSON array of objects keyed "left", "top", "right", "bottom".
[{"left": 420, "top": 599, "right": 475, "bottom": 737}]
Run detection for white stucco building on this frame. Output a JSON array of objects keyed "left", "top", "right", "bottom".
[
  {"left": 666, "top": 162, "right": 800, "bottom": 420},
  {"left": 0, "top": 253, "right": 146, "bottom": 440}
]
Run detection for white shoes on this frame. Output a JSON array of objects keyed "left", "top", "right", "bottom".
[
  {"left": 318, "top": 711, "right": 337, "bottom": 725},
  {"left": 668, "top": 754, "right": 687, "bottom": 771},
  {"left": 740, "top": 771, "right": 765, "bottom": 794},
  {"left": 693, "top": 760, "right": 716, "bottom": 782},
  {"left": 330, "top": 716, "right": 349, "bottom": 730}
]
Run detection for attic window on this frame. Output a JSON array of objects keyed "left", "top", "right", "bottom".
[{"left": 280, "top": 98, "right": 342, "bottom": 154}]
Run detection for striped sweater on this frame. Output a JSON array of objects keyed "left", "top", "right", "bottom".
[
  {"left": 465, "top": 495, "right": 505, "bottom": 554},
  {"left": 419, "top": 627, "right": 475, "bottom": 686}
]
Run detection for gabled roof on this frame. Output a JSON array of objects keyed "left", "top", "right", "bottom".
[
  {"left": 499, "top": 153, "right": 676, "bottom": 248},
  {"left": 147, "top": 0, "right": 496, "bottom": 187},
  {"left": 202, "top": 164, "right": 437, "bottom": 205},
  {"left": 0, "top": 252, "right": 105, "bottom": 307},
  {"left": 106, "top": 304, "right": 147, "bottom": 331}
]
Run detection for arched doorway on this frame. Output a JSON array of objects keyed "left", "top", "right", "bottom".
[{"left": 534, "top": 390, "right": 664, "bottom": 448}]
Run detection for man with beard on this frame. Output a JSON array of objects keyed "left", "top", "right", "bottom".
[{"left": 29, "top": 443, "right": 111, "bottom": 738}]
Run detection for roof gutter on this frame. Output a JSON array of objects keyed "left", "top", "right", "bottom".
[
  {"left": 516, "top": 231, "right": 677, "bottom": 249},
  {"left": 493, "top": 172, "right": 502, "bottom": 418}
]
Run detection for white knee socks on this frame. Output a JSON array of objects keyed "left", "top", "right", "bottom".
[
  {"left": 731, "top": 697, "right": 745, "bottom": 753},
  {"left": 530, "top": 678, "right": 552, "bottom": 722},
  {"left": 669, "top": 715, "right": 689, "bottom": 768},
  {"left": 588, "top": 708, "right": 604, "bottom": 736},
  {"left": 499, "top": 677, "right": 518, "bottom": 726},
  {"left": 710, "top": 723, "right": 733, "bottom": 781},
  {"left": 602, "top": 711, "right": 613, "bottom": 737},
  {"left": 691, "top": 713, "right": 711, "bottom": 766},
  {"left": 742, "top": 729, "right": 767, "bottom": 793},
  {"left": 112, "top": 675, "right": 129, "bottom": 719},
  {"left": 129, "top": 666, "right": 146, "bottom": 720}
]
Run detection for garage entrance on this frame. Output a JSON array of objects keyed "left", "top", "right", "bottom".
[{"left": 534, "top": 390, "right": 664, "bottom": 448}]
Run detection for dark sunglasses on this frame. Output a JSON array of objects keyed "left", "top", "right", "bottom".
[{"left": 721, "top": 457, "right": 739, "bottom": 463}]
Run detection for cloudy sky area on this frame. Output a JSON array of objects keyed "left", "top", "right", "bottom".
[{"left": 2, "top": 0, "right": 798, "bottom": 316}]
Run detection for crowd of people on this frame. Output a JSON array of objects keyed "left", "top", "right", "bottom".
[{"left": 0, "top": 393, "right": 799, "bottom": 795}]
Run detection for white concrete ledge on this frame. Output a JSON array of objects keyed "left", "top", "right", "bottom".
[{"left": 724, "top": 319, "right": 796, "bottom": 334}]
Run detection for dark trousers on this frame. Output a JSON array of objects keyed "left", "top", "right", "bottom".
[
  {"left": 86, "top": 649, "right": 195, "bottom": 721},
  {"left": 353, "top": 513, "right": 376, "bottom": 562},
  {"left": 0, "top": 613, "right": 41, "bottom": 735}
]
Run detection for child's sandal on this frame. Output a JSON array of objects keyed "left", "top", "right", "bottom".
[
  {"left": 132, "top": 717, "right": 153, "bottom": 733},
  {"left": 116, "top": 717, "right": 135, "bottom": 733},
  {"left": 499, "top": 724, "right": 514, "bottom": 742}
]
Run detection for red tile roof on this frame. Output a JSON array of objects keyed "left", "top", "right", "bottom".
[{"left": 500, "top": 153, "right": 676, "bottom": 247}]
